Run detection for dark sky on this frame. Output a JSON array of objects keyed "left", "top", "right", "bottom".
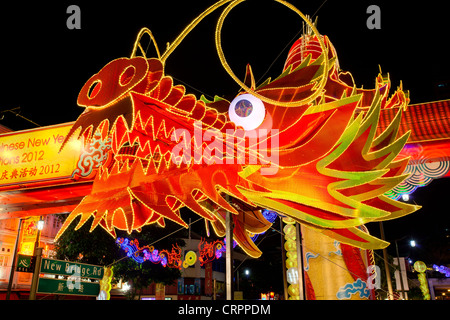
[
  {"left": 1, "top": 0, "right": 448, "bottom": 128},
  {"left": 0, "top": 0, "right": 448, "bottom": 261}
]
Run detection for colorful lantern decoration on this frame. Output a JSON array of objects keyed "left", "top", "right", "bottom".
[
  {"left": 198, "top": 239, "right": 227, "bottom": 266},
  {"left": 433, "top": 264, "right": 450, "bottom": 278},
  {"left": 414, "top": 261, "right": 430, "bottom": 300},
  {"left": 116, "top": 237, "right": 183, "bottom": 269},
  {"left": 117, "top": 236, "right": 241, "bottom": 268},
  {"left": 55, "top": 0, "right": 419, "bottom": 266},
  {"left": 283, "top": 217, "right": 300, "bottom": 300},
  {"left": 182, "top": 251, "right": 197, "bottom": 269},
  {"left": 97, "top": 267, "right": 114, "bottom": 300},
  {"left": 385, "top": 143, "right": 450, "bottom": 200}
]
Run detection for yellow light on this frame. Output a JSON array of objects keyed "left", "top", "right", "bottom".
[
  {"left": 19, "top": 242, "right": 35, "bottom": 256},
  {"left": 66, "top": 136, "right": 83, "bottom": 152},
  {"left": 37, "top": 219, "right": 45, "bottom": 231},
  {"left": 215, "top": 0, "right": 329, "bottom": 107}
]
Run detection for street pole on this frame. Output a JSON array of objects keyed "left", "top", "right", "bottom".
[
  {"left": 28, "top": 247, "right": 43, "bottom": 300},
  {"left": 295, "top": 223, "right": 305, "bottom": 300},
  {"left": 379, "top": 222, "right": 394, "bottom": 300},
  {"left": 29, "top": 216, "right": 44, "bottom": 300},
  {"left": 280, "top": 220, "right": 288, "bottom": 300},
  {"left": 225, "top": 209, "right": 234, "bottom": 300},
  {"left": 6, "top": 218, "right": 24, "bottom": 300},
  {"left": 395, "top": 240, "right": 407, "bottom": 300}
]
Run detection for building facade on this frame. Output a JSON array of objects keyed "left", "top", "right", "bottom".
[{"left": 0, "top": 215, "right": 61, "bottom": 298}]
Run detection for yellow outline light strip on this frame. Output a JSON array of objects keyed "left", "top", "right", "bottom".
[{"left": 215, "top": 0, "right": 328, "bottom": 107}]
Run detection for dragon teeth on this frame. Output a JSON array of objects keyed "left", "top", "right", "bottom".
[{"left": 105, "top": 103, "right": 198, "bottom": 177}]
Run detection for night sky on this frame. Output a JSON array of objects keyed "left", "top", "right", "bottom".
[{"left": 0, "top": 0, "right": 448, "bottom": 263}]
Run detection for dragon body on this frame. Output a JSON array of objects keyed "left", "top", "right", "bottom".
[{"left": 56, "top": 0, "right": 419, "bottom": 260}]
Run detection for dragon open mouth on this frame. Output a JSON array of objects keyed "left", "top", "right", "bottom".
[{"left": 56, "top": 58, "right": 275, "bottom": 257}]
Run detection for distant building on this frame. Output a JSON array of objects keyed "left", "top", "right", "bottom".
[{"left": 0, "top": 215, "right": 61, "bottom": 299}]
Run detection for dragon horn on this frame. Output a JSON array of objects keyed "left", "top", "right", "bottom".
[{"left": 215, "top": 0, "right": 329, "bottom": 107}]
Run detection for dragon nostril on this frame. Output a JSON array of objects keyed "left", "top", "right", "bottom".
[
  {"left": 87, "top": 80, "right": 101, "bottom": 99},
  {"left": 119, "top": 66, "right": 136, "bottom": 86}
]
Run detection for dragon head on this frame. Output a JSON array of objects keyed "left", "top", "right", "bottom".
[{"left": 56, "top": 0, "right": 419, "bottom": 258}]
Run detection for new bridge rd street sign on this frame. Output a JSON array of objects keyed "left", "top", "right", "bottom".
[{"left": 37, "top": 258, "right": 104, "bottom": 296}]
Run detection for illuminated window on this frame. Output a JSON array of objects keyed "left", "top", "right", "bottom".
[{"left": 0, "top": 254, "right": 9, "bottom": 280}]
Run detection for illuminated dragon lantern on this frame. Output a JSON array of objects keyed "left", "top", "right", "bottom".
[{"left": 56, "top": 0, "right": 419, "bottom": 260}]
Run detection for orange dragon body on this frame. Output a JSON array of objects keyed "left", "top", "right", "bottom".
[{"left": 56, "top": 0, "right": 419, "bottom": 261}]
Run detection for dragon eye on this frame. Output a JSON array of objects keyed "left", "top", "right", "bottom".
[
  {"left": 87, "top": 80, "right": 101, "bottom": 99},
  {"left": 228, "top": 94, "right": 265, "bottom": 131}
]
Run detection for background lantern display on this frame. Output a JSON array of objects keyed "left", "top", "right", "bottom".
[
  {"left": 283, "top": 218, "right": 301, "bottom": 300},
  {"left": 414, "top": 261, "right": 430, "bottom": 300}
]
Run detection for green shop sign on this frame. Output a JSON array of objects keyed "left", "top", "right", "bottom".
[{"left": 16, "top": 254, "right": 34, "bottom": 273}]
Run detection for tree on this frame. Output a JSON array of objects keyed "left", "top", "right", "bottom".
[
  {"left": 54, "top": 215, "right": 120, "bottom": 265},
  {"left": 54, "top": 215, "right": 185, "bottom": 299}
]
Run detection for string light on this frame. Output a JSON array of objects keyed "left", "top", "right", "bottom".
[
  {"left": 433, "top": 264, "right": 450, "bottom": 277},
  {"left": 116, "top": 237, "right": 182, "bottom": 269},
  {"left": 117, "top": 236, "right": 243, "bottom": 268}
]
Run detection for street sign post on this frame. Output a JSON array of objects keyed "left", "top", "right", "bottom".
[
  {"left": 33, "top": 257, "right": 104, "bottom": 297},
  {"left": 39, "top": 258, "right": 104, "bottom": 279},
  {"left": 37, "top": 277, "right": 100, "bottom": 297}
]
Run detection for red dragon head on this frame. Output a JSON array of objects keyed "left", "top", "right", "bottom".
[{"left": 56, "top": 0, "right": 419, "bottom": 258}]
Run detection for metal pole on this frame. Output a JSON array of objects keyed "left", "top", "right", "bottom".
[
  {"left": 6, "top": 218, "right": 23, "bottom": 300},
  {"left": 295, "top": 223, "right": 305, "bottom": 300},
  {"left": 225, "top": 209, "right": 234, "bottom": 300},
  {"left": 29, "top": 247, "right": 43, "bottom": 300},
  {"left": 280, "top": 220, "right": 288, "bottom": 300},
  {"left": 29, "top": 217, "right": 43, "bottom": 300},
  {"left": 395, "top": 240, "right": 407, "bottom": 300},
  {"left": 379, "top": 222, "right": 394, "bottom": 300}
]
